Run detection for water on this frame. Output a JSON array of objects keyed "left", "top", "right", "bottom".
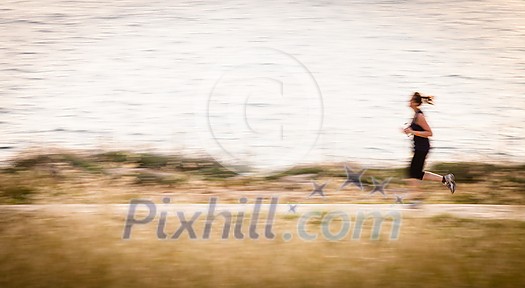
[{"left": 1, "top": 0, "right": 524, "bottom": 170}]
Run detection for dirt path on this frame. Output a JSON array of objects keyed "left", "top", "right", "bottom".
[{"left": 2, "top": 204, "right": 525, "bottom": 221}]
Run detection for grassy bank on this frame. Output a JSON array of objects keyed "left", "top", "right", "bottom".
[{"left": 0, "top": 150, "right": 524, "bottom": 204}]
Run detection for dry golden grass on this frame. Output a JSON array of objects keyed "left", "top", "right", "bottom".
[{"left": 1, "top": 209, "right": 525, "bottom": 288}]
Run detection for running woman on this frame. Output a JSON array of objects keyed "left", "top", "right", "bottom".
[{"left": 403, "top": 92, "right": 456, "bottom": 196}]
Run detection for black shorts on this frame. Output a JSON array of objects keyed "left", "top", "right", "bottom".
[{"left": 408, "top": 150, "right": 429, "bottom": 180}]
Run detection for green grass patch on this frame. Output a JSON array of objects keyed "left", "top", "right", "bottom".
[
  {"left": 11, "top": 153, "right": 102, "bottom": 173},
  {"left": 133, "top": 153, "right": 172, "bottom": 169},
  {"left": 93, "top": 151, "right": 129, "bottom": 163},
  {"left": 265, "top": 166, "right": 324, "bottom": 180},
  {"left": 12, "top": 154, "right": 53, "bottom": 169},
  {"left": 194, "top": 166, "right": 237, "bottom": 180},
  {"left": 0, "top": 185, "right": 34, "bottom": 204},
  {"left": 135, "top": 172, "right": 186, "bottom": 186},
  {"left": 431, "top": 162, "right": 497, "bottom": 183},
  {"left": 62, "top": 154, "right": 102, "bottom": 173}
]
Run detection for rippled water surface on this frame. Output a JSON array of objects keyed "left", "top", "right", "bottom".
[{"left": 1, "top": 0, "right": 524, "bottom": 168}]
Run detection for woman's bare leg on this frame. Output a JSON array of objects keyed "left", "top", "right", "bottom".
[
  {"left": 422, "top": 171, "right": 443, "bottom": 182},
  {"left": 405, "top": 178, "right": 425, "bottom": 201}
]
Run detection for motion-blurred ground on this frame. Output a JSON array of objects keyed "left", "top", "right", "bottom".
[{"left": 1, "top": 150, "right": 524, "bottom": 287}]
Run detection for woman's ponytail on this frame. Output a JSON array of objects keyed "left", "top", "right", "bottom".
[
  {"left": 422, "top": 95, "right": 434, "bottom": 105},
  {"left": 412, "top": 92, "right": 435, "bottom": 105}
]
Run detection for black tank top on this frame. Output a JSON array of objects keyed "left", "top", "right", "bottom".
[{"left": 410, "top": 109, "right": 430, "bottom": 151}]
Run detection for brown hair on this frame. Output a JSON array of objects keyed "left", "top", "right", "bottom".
[{"left": 412, "top": 92, "right": 434, "bottom": 105}]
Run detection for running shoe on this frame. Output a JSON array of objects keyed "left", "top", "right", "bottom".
[{"left": 444, "top": 173, "right": 456, "bottom": 194}]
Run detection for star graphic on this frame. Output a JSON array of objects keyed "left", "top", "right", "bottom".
[
  {"left": 308, "top": 181, "right": 328, "bottom": 198},
  {"left": 337, "top": 165, "right": 366, "bottom": 192},
  {"left": 394, "top": 194, "right": 404, "bottom": 204},
  {"left": 369, "top": 177, "right": 392, "bottom": 196},
  {"left": 389, "top": 189, "right": 409, "bottom": 205}
]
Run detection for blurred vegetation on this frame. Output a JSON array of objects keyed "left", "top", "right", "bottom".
[
  {"left": 11, "top": 153, "right": 103, "bottom": 173},
  {"left": 135, "top": 171, "right": 186, "bottom": 186},
  {"left": 265, "top": 166, "right": 324, "bottom": 180},
  {"left": 93, "top": 151, "right": 129, "bottom": 163},
  {"left": 0, "top": 184, "right": 34, "bottom": 204},
  {"left": 0, "top": 150, "right": 524, "bottom": 204},
  {"left": 430, "top": 162, "right": 497, "bottom": 183},
  {"left": 1, "top": 211, "right": 525, "bottom": 288}
]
